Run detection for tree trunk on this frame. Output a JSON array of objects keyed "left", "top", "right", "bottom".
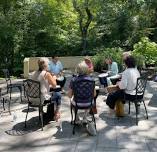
[{"left": 72, "top": 0, "right": 92, "bottom": 55}]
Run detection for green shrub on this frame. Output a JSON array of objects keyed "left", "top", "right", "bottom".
[
  {"left": 92, "top": 47, "right": 123, "bottom": 72},
  {"left": 133, "top": 37, "right": 157, "bottom": 66}
]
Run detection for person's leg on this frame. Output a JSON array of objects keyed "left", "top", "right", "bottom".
[
  {"left": 99, "top": 76, "right": 108, "bottom": 87},
  {"left": 107, "top": 77, "right": 112, "bottom": 86},
  {"left": 51, "top": 92, "right": 62, "bottom": 121}
]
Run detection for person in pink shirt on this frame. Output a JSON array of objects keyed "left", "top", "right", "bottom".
[{"left": 84, "top": 56, "right": 94, "bottom": 74}]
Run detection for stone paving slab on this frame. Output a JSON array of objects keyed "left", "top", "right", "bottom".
[{"left": 0, "top": 76, "right": 157, "bottom": 152}]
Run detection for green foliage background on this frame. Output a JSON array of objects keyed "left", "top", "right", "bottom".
[{"left": 0, "top": 0, "right": 157, "bottom": 76}]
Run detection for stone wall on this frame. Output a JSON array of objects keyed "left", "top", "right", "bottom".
[{"left": 23, "top": 56, "right": 84, "bottom": 78}]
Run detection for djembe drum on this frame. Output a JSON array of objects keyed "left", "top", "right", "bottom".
[{"left": 107, "top": 85, "right": 125, "bottom": 117}]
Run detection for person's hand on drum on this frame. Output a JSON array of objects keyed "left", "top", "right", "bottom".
[{"left": 52, "top": 75, "right": 57, "bottom": 80}]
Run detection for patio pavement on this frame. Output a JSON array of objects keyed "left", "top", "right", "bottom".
[{"left": 0, "top": 72, "right": 157, "bottom": 152}]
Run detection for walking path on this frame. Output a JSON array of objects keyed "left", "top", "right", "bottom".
[{"left": 0, "top": 74, "right": 157, "bottom": 152}]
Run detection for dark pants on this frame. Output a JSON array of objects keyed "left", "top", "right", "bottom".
[
  {"left": 56, "top": 76, "right": 66, "bottom": 88},
  {"left": 106, "top": 90, "right": 143, "bottom": 109},
  {"left": 99, "top": 76, "right": 107, "bottom": 87}
]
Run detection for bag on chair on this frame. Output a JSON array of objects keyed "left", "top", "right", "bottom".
[{"left": 86, "top": 120, "right": 97, "bottom": 136}]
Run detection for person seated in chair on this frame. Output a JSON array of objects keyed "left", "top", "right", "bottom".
[
  {"left": 48, "top": 55, "right": 66, "bottom": 93},
  {"left": 31, "top": 58, "right": 62, "bottom": 122},
  {"left": 106, "top": 56, "right": 140, "bottom": 116},
  {"left": 68, "top": 61, "right": 96, "bottom": 123},
  {"left": 105, "top": 57, "right": 119, "bottom": 86}
]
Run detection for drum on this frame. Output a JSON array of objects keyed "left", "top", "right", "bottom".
[
  {"left": 106, "top": 85, "right": 125, "bottom": 117},
  {"left": 115, "top": 100, "right": 125, "bottom": 117},
  {"left": 57, "top": 76, "right": 64, "bottom": 81},
  {"left": 106, "top": 85, "right": 119, "bottom": 93},
  {"left": 98, "top": 73, "right": 108, "bottom": 86}
]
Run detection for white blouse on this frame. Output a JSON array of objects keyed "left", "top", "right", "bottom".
[
  {"left": 31, "top": 70, "right": 51, "bottom": 103},
  {"left": 118, "top": 68, "right": 140, "bottom": 95}
]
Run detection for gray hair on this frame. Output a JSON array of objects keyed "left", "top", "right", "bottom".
[{"left": 76, "top": 61, "right": 89, "bottom": 75}]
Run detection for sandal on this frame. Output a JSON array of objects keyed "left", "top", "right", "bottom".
[{"left": 54, "top": 111, "right": 61, "bottom": 122}]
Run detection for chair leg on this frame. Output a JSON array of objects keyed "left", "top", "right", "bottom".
[
  {"left": 73, "top": 108, "right": 78, "bottom": 135},
  {"left": 128, "top": 101, "right": 131, "bottom": 114},
  {"left": 7, "top": 86, "right": 9, "bottom": 94},
  {"left": 40, "top": 107, "right": 44, "bottom": 131},
  {"left": 70, "top": 104, "right": 73, "bottom": 124},
  {"left": 18, "top": 86, "right": 23, "bottom": 103},
  {"left": 90, "top": 108, "right": 97, "bottom": 131},
  {"left": 39, "top": 108, "right": 41, "bottom": 121},
  {"left": 2, "top": 98, "right": 5, "bottom": 110},
  {"left": 142, "top": 100, "right": 148, "bottom": 119},
  {"left": 9, "top": 87, "right": 12, "bottom": 101},
  {"left": 135, "top": 103, "right": 138, "bottom": 125},
  {"left": 7, "top": 99, "right": 11, "bottom": 115},
  {"left": 25, "top": 104, "right": 30, "bottom": 128}
]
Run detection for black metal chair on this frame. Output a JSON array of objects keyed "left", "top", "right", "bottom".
[
  {"left": 70, "top": 79, "right": 96, "bottom": 134},
  {"left": 2, "top": 69, "right": 23, "bottom": 102},
  {"left": 126, "top": 75, "right": 148, "bottom": 125},
  {"left": 0, "top": 87, "right": 11, "bottom": 114},
  {"left": 23, "top": 79, "right": 47, "bottom": 131},
  {"left": 0, "top": 88, "right": 5, "bottom": 110}
]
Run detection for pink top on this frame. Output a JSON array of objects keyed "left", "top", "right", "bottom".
[{"left": 86, "top": 62, "right": 93, "bottom": 69}]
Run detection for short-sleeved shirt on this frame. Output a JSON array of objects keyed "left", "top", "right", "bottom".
[
  {"left": 48, "top": 60, "right": 63, "bottom": 75},
  {"left": 118, "top": 68, "right": 140, "bottom": 95},
  {"left": 108, "top": 61, "right": 119, "bottom": 76}
]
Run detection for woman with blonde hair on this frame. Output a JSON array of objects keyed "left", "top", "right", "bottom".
[
  {"left": 31, "top": 57, "right": 62, "bottom": 122},
  {"left": 68, "top": 61, "right": 96, "bottom": 123}
]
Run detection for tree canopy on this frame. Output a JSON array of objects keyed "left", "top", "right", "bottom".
[{"left": 0, "top": 0, "right": 157, "bottom": 74}]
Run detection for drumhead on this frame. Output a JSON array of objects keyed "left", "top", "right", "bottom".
[
  {"left": 57, "top": 76, "right": 64, "bottom": 81},
  {"left": 98, "top": 73, "right": 108, "bottom": 77},
  {"left": 95, "top": 86, "right": 99, "bottom": 90}
]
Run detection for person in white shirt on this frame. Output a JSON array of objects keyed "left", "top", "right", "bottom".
[{"left": 106, "top": 56, "right": 141, "bottom": 115}]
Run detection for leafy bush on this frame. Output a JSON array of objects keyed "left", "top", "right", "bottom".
[
  {"left": 92, "top": 47, "right": 123, "bottom": 72},
  {"left": 133, "top": 37, "right": 157, "bottom": 66}
]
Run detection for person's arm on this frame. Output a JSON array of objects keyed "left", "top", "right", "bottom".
[
  {"left": 68, "top": 79, "right": 74, "bottom": 98},
  {"left": 68, "top": 88, "right": 73, "bottom": 98},
  {"left": 118, "top": 71, "right": 127, "bottom": 90},
  {"left": 45, "top": 72, "right": 57, "bottom": 88},
  {"left": 94, "top": 89, "right": 96, "bottom": 97}
]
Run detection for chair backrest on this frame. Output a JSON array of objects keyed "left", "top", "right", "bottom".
[
  {"left": 23, "top": 79, "right": 41, "bottom": 104},
  {"left": 136, "top": 75, "right": 147, "bottom": 97},
  {"left": 2, "top": 69, "right": 11, "bottom": 85},
  {"left": 73, "top": 79, "right": 95, "bottom": 108}
]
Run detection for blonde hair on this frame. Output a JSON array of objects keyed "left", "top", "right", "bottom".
[
  {"left": 38, "top": 57, "right": 49, "bottom": 71},
  {"left": 76, "top": 61, "right": 89, "bottom": 75}
]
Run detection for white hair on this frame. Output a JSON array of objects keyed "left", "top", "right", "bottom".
[
  {"left": 39, "top": 57, "right": 50, "bottom": 64},
  {"left": 76, "top": 61, "right": 89, "bottom": 75}
]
